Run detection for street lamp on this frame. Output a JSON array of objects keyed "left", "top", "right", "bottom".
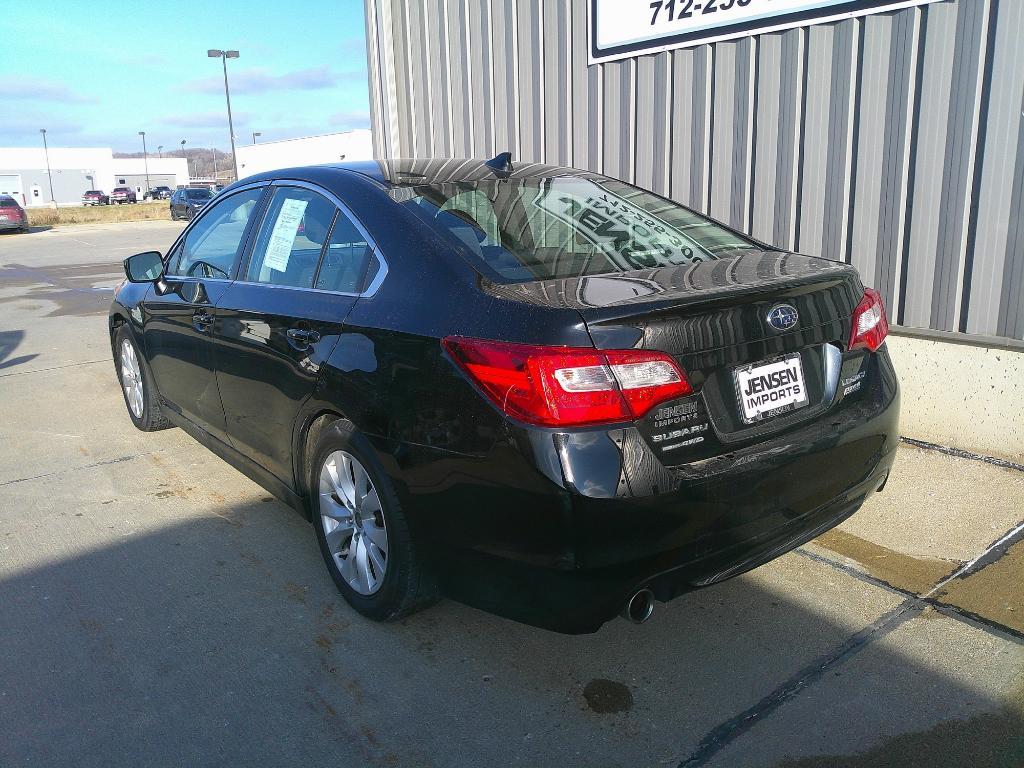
[
  {"left": 181, "top": 139, "right": 189, "bottom": 180},
  {"left": 138, "top": 131, "right": 151, "bottom": 198},
  {"left": 157, "top": 145, "right": 163, "bottom": 158},
  {"left": 208, "top": 49, "right": 240, "bottom": 181},
  {"left": 252, "top": 132, "right": 261, "bottom": 144},
  {"left": 39, "top": 129, "right": 55, "bottom": 205}
]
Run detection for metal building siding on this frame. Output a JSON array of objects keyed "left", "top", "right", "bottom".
[{"left": 365, "top": 0, "right": 1024, "bottom": 341}]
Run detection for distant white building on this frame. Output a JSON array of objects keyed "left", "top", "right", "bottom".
[
  {"left": 235, "top": 130, "right": 373, "bottom": 179},
  {"left": 111, "top": 157, "right": 190, "bottom": 197},
  {"left": 0, "top": 147, "right": 189, "bottom": 206}
]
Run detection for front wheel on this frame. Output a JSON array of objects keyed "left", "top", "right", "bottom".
[
  {"left": 310, "top": 420, "right": 436, "bottom": 621},
  {"left": 114, "top": 326, "right": 171, "bottom": 432}
]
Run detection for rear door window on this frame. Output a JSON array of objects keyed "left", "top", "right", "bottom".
[
  {"left": 244, "top": 187, "right": 336, "bottom": 289},
  {"left": 315, "top": 209, "right": 375, "bottom": 293}
]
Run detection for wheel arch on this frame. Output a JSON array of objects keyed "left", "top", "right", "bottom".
[
  {"left": 108, "top": 308, "right": 131, "bottom": 350},
  {"left": 293, "top": 409, "right": 348, "bottom": 518}
]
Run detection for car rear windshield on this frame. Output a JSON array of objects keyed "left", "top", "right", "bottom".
[
  {"left": 85, "top": 190, "right": 102, "bottom": 194},
  {"left": 185, "top": 189, "right": 213, "bottom": 200},
  {"left": 399, "top": 176, "right": 759, "bottom": 283},
  {"left": 0, "top": 198, "right": 18, "bottom": 208}
]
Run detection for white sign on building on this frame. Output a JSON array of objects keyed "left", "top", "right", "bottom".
[{"left": 590, "top": 0, "right": 942, "bottom": 62}]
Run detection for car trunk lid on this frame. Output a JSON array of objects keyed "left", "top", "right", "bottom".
[{"left": 485, "top": 249, "right": 864, "bottom": 464}]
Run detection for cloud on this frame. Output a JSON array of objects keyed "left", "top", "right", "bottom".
[
  {"left": 155, "top": 110, "right": 255, "bottom": 130},
  {"left": 178, "top": 65, "right": 362, "bottom": 95},
  {"left": 0, "top": 78, "right": 94, "bottom": 103},
  {"left": 0, "top": 112, "right": 86, "bottom": 145},
  {"left": 328, "top": 110, "right": 371, "bottom": 130}
]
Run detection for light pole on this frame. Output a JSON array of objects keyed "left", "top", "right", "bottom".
[
  {"left": 181, "top": 139, "right": 189, "bottom": 180},
  {"left": 157, "top": 145, "right": 163, "bottom": 158},
  {"left": 208, "top": 49, "right": 240, "bottom": 181},
  {"left": 252, "top": 131, "right": 261, "bottom": 144},
  {"left": 39, "top": 129, "right": 55, "bottom": 204},
  {"left": 138, "top": 131, "right": 151, "bottom": 198},
  {"left": 212, "top": 147, "right": 219, "bottom": 183}
]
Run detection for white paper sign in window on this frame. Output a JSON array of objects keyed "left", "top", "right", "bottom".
[{"left": 262, "top": 198, "right": 309, "bottom": 272}]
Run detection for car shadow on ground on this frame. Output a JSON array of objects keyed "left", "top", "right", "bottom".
[
  {"left": 1, "top": 494, "right": 1020, "bottom": 768},
  {"left": 0, "top": 225, "right": 51, "bottom": 234},
  {"left": 0, "top": 329, "right": 38, "bottom": 371}
]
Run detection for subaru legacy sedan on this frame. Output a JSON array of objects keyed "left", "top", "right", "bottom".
[{"left": 110, "top": 156, "right": 899, "bottom": 633}]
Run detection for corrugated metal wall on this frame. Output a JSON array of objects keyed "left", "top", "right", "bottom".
[{"left": 364, "top": 0, "right": 1024, "bottom": 340}]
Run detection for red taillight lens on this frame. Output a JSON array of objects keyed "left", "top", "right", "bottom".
[
  {"left": 849, "top": 288, "right": 889, "bottom": 352},
  {"left": 442, "top": 337, "right": 692, "bottom": 427}
]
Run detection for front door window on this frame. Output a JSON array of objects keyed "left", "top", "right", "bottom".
[{"left": 167, "top": 188, "right": 264, "bottom": 280}]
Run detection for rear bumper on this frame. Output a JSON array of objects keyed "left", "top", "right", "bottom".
[
  {"left": 387, "top": 348, "right": 900, "bottom": 633},
  {"left": 0, "top": 219, "right": 24, "bottom": 230}
]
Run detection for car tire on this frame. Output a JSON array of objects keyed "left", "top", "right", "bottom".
[
  {"left": 113, "top": 325, "right": 172, "bottom": 432},
  {"left": 310, "top": 419, "right": 437, "bottom": 622}
]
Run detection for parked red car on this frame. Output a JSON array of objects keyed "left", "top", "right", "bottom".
[
  {"left": 0, "top": 195, "right": 28, "bottom": 233},
  {"left": 82, "top": 190, "right": 110, "bottom": 206},
  {"left": 111, "top": 187, "right": 137, "bottom": 204}
]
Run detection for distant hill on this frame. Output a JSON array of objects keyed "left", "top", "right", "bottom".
[{"left": 114, "top": 148, "right": 235, "bottom": 182}]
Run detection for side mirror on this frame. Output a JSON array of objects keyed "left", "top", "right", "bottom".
[{"left": 124, "top": 251, "right": 164, "bottom": 283}]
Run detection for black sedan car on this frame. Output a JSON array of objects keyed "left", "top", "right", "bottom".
[
  {"left": 169, "top": 186, "right": 214, "bottom": 220},
  {"left": 110, "top": 156, "right": 899, "bottom": 633}
]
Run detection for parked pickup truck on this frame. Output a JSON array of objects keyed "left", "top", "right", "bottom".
[
  {"left": 110, "top": 187, "right": 137, "bottom": 204},
  {"left": 82, "top": 190, "right": 109, "bottom": 206}
]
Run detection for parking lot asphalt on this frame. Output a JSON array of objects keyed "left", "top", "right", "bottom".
[{"left": 1, "top": 221, "right": 1022, "bottom": 767}]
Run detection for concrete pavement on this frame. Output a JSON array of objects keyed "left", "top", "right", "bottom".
[{"left": 1, "top": 222, "right": 1021, "bottom": 767}]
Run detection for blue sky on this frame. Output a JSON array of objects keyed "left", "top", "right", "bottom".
[{"left": 0, "top": 1, "right": 371, "bottom": 152}]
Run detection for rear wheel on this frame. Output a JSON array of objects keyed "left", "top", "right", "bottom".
[
  {"left": 310, "top": 419, "right": 436, "bottom": 621},
  {"left": 114, "top": 326, "right": 171, "bottom": 432}
]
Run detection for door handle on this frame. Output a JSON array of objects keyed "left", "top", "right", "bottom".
[{"left": 286, "top": 328, "right": 321, "bottom": 344}]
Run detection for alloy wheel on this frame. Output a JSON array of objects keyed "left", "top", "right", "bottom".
[
  {"left": 319, "top": 450, "right": 388, "bottom": 595},
  {"left": 120, "top": 338, "right": 144, "bottom": 418}
]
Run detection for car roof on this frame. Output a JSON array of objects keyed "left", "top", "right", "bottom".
[
  {"left": 230, "top": 157, "right": 599, "bottom": 194},
  {"left": 332, "top": 158, "right": 597, "bottom": 187}
]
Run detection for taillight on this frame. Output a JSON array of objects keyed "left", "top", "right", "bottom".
[
  {"left": 442, "top": 337, "right": 692, "bottom": 427},
  {"left": 849, "top": 288, "right": 889, "bottom": 352}
]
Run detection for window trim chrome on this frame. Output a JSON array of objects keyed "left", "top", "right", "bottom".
[{"left": 162, "top": 178, "right": 388, "bottom": 300}]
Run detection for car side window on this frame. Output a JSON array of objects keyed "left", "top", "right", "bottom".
[
  {"left": 245, "top": 187, "right": 336, "bottom": 289},
  {"left": 166, "top": 188, "right": 263, "bottom": 279},
  {"left": 315, "top": 209, "right": 375, "bottom": 293}
]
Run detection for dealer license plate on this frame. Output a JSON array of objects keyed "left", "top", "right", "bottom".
[{"left": 733, "top": 353, "right": 809, "bottom": 424}]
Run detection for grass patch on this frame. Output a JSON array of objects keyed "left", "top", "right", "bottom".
[{"left": 27, "top": 201, "right": 172, "bottom": 227}]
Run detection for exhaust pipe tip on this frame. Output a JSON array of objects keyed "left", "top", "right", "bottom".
[{"left": 622, "top": 588, "right": 655, "bottom": 624}]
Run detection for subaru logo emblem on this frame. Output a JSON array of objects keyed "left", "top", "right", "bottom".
[{"left": 766, "top": 304, "right": 799, "bottom": 332}]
